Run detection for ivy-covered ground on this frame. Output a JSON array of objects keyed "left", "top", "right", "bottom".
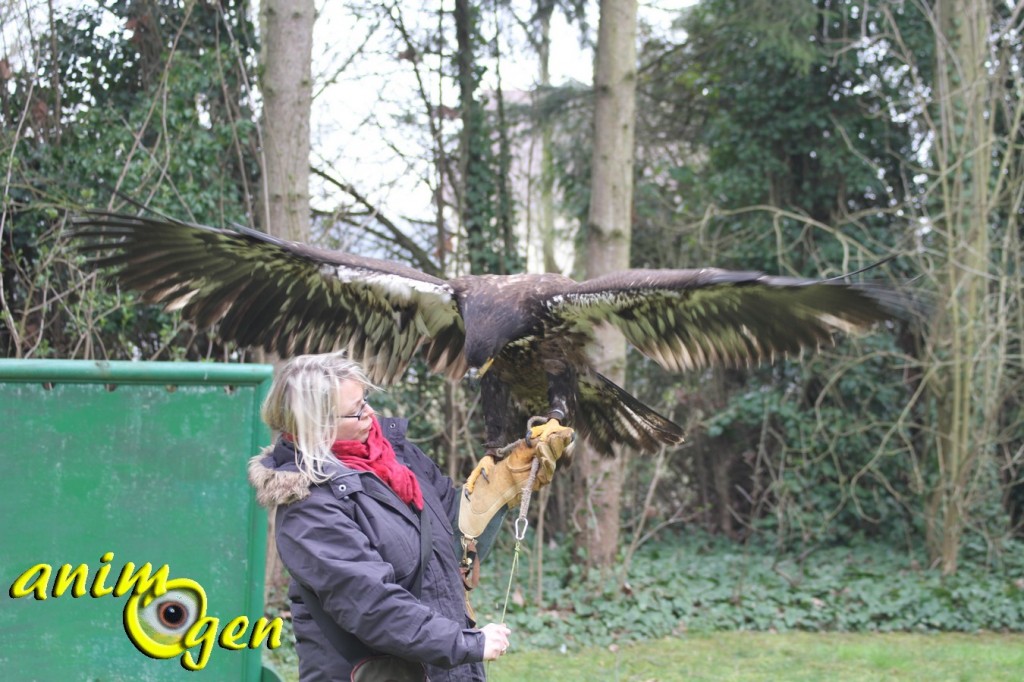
[
  {"left": 264, "top": 532, "right": 1024, "bottom": 679},
  {"left": 474, "top": 532, "right": 1024, "bottom": 651}
]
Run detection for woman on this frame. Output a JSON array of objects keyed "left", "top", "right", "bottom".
[{"left": 248, "top": 351, "right": 513, "bottom": 681}]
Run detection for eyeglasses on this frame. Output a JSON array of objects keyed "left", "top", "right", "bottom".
[{"left": 335, "top": 394, "right": 371, "bottom": 421}]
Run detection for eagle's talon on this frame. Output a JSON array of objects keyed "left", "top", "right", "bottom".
[
  {"left": 495, "top": 440, "right": 522, "bottom": 459},
  {"left": 524, "top": 415, "right": 554, "bottom": 446},
  {"left": 527, "top": 415, "right": 550, "bottom": 430},
  {"left": 465, "top": 455, "right": 497, "bottom": 495},
  {"left": 524, "top": 415, "right": 568, "bottom": 448}
]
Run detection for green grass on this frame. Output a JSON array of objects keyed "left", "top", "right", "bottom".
[
  {"left": 484, "top": 632, "right": 1024, "bottom": 681},
  {"left": 266, "top": 632, "right": 1024, "bottom": 681},
  {"left": 262, "top": 534, "right": 1024, "bottom": 680}
]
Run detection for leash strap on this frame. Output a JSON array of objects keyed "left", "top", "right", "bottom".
[{"left": 499, "top": 457, "right": 540, "bottom": 623}]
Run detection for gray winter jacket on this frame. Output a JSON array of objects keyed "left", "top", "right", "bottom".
[{"left": 248, "top": 417, "right": 486, "bottom": 681}]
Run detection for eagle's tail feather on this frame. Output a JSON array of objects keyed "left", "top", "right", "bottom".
[{"left": 577, "top": 373, "right": 685, "bottom": 456}]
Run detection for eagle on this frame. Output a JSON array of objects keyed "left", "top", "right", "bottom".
[{"left": 74, "top": 212, "right": 908, "bottom": 456}]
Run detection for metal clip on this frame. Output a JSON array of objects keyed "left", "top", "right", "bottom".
[{"left": 514, "top": 516, "right": 529, "bottom": 541}]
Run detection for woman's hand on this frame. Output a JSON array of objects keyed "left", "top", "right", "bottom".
[{"left": 480, "top": 622, "right": 512, "bottom": 661}]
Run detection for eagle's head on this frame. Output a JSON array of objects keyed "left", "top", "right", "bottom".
[
  {"left": 458, "top": 275, "right": 541, "bottom": 371},
  {"left": 462, "top": 316, "right": 525, "bottom": 371}
]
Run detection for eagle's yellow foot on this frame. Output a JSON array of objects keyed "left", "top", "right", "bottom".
[
  {"left": 464, "top": 455, "right": 497, "bottom": 496},
  {"left": 525, "top": 415, "right": 573, "bottom": 447}
]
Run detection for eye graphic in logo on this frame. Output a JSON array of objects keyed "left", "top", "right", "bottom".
[{"left": 122, "top": 577, "right": 207, "bottom": 659}]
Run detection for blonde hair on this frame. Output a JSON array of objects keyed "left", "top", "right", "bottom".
[{"left": 261, "top": 351, "right": 376, "bottom": 483}]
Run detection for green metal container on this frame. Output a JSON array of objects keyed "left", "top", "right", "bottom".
[{"left": 0, "top": 360, "right": 281, "bottom": 681}]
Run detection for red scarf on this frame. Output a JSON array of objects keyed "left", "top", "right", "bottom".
[{"left": 331, "top": 417, "right": 424, "bottom": 511}]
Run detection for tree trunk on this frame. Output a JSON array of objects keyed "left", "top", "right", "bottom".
[
  {"left": 259, "top": 0, "right": 313, "bottom": 242},
  {"left": 917, "top": 0, "right": 1015, "bottom": 574},
  {"left": 258, "top": 0, "right": 314, "bottom": 604},
  {"left": 535, "top": 0, "right": 560, "bottom": 274},
  {"left": 532, "top": 0, "right": 557, "bottom": 602},
  {"left": 577, "top": 0, "right": 638, "bottom": 569},
  {"left": 455, "top": 0, "right": 488, "bottom": 275}
]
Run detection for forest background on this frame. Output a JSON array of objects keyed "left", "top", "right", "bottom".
[{"left": 2, "top": 0, "right": 1022, "bottom": 657}]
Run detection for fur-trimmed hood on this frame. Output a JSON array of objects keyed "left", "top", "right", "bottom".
[{"left": 247, "top": 441, "right": 314, "bottom": 508}]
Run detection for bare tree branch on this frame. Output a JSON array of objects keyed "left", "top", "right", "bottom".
[{"left": 311, "top": 165, "right": 442, "bottom": 277}]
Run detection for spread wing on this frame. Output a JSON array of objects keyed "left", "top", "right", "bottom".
[
  {"left": 74, "top": 212, "right": 467, "bottom": 383},
  {"left": 547, "top": 268, "right": 906, "bottom": 372}
]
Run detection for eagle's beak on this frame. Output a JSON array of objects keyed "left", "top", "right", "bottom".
[{"left": 478, "top": 357, "right": 495, "bottom": 377}]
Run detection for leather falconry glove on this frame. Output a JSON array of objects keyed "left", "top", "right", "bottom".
[{"left": 459, "top": 418, "right": 575, "bottom": 543}]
